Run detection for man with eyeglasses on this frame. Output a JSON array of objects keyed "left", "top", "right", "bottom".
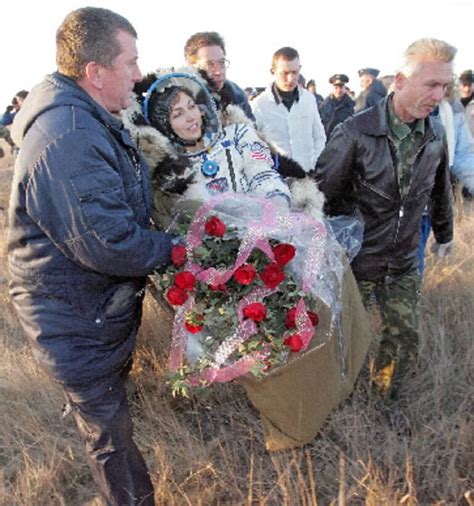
[{"left": 184, "top": 31, "right": 254, "bottom": 121}]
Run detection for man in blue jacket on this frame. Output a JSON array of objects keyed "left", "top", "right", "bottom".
[
  {"left": 8, "top": 7, "right": 173, "bottom": 505},
  {"left": 319, "top": 74, "right": 355, "bottom": 138},
  {"left": 354, "top": 67, "right": 388, "bottom": 112}
]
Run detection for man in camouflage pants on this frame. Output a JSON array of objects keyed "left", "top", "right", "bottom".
[
  {"left": 357, "top": 273, "right": 421, "bottom": 395},
  {"left": 315, "top": 39, "right": 455, "bottom": 399}
]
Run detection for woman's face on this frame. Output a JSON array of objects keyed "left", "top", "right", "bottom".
[{"left": 169, "top": 91, "right": 203, "bottom": 142}]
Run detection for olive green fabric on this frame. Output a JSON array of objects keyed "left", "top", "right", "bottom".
[
  {"left": 238, "top": 267, "right": 371, "bottom": 451},
  {"left": 387, "top": 97, "right": 425, "bottom": 199},
  {"left": 357, "top": 270, "right": 421, "bottom": 397},
  {"left": 150, "top": 187, "right": 204, "bottom": 231},
  {"left": 150, "top": 188, "right": 179, "bottom": 231}
]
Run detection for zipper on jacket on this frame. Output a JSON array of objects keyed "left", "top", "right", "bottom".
[
  {"left": 127, "top": 147, "right": 143, "bottom": 182},
  {"left": 404, "top": 134, "right": 435, "bottom": 200},
  {"left": 393, "top": 205, "right": 404, "bottom": 244},
  {"left": 393, "top": 131, "right": 436, "bottom": 246},
  {"left": 104, "top": 120, "right": 143, "bottom": 182},
  {"left": 389, "top": 127, "right": 435, "bottom": 246},
  {"left": 359, "top": 179, "right": 392, "bottom": 200}
]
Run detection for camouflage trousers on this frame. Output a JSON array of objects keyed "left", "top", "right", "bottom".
[{"left": 357, "top": 270, "right": 421, "bottom": 396}]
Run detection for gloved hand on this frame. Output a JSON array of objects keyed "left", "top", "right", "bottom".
[
  {"left": 430, "top": 240, "right": 454, "bottom": 258},
  {"left": 273, "top": 153, "right": 306, "bottom": 179},
  {"left": 153, "top": 154, "right": 192, "bottom": 194}
]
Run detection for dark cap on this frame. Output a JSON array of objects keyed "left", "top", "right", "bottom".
[
  {"left": 358, "top": 68, "right": 380, "bottom": 78},
  {"left": 459, "top": 70, "right": 473, "bottom": 85},
  {"left": 329, "top": 74, "right": 349, "bottom": 85}
]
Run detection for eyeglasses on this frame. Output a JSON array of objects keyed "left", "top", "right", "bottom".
[{"left": 198, "top": 58, "right": 230, "bottom": 72}]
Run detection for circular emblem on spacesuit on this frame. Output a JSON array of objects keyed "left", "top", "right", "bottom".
[{"left": 201, "top": 159, "right": 219, "bottom": 177}]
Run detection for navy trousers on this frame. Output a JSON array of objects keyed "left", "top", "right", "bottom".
[{"left": 65, "top": 368, "right": 154, "bottom": 506}]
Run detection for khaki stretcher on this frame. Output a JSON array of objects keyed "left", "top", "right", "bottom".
[
  {"left": 238, "top": 267, "right": 371, "bottom": 450},
  {"left": 146, "top": 266, "right": 371, "bottom": 451}
]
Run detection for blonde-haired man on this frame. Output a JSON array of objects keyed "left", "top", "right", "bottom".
[{"left": 315, "top": 38, "right": 455, "bottom": 399}]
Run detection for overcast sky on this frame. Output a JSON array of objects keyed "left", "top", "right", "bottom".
[{"left": 1, "top": 0, "right": 472, "bottom": 108}]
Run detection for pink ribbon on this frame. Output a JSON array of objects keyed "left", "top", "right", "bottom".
[
  {"left": 167, "top": 194, "right": 327, "bottom": 386},
  {"left": 294, "top": 298, "right": 315, "bottom": 350}
]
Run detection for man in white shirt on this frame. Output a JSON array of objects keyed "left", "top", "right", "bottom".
[{"left": 251, "top": 47, "right": 326, "bottom": 173}]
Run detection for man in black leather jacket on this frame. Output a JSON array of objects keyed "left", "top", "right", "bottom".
[{"left": 315, "top": 38, "right": 456, "bottom": 399}]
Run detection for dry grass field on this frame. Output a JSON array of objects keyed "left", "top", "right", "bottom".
[{"left": 0, "top": 147, "right": 472, "bottom": 505}]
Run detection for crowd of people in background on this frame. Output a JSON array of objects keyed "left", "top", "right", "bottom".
[
  {"left": 244, "top": 66, "right": 473, "bottom": 152},
  {"left": 3, "top": 54, "right": 472, "bottom": 180},
  {"left": 2, "top": 6, "right": 474, "bottom": 505}
]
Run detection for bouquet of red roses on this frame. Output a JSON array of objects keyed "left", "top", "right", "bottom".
[{"left": 154, "top": 194, "right": 339, "bottom": 397}]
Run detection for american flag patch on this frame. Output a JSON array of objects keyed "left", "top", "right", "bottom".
[{"left": 250, "top": 142, "right": 271, "bottom": 163}]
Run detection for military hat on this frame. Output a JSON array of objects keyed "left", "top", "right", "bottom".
[
  {"left": 358, "top": 67, "right": 380, "bottom": 78},
  {"left": 329, "top": 74, "right": 349, "bottom": 85},
  {"left": 459, "top": 69, "right": 473, "bottom": 85}
]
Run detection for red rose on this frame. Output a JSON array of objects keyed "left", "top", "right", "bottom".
[
  {"left": 284, "top": 334, "right": 304, "bottom": 352},
  {"left": 260, "top": 263, "right": 285, "bottom": 289},
  {"left": 204, "top": 216, "right": 226, "bottom": 237},
  {"left": 174, "top": 271, "right": 196, "bottom": 291},
  {"left": 285, "top": 308, "right": 297, "bottom": 328},
  {"left": 171, "top": 245, "right": 187, "bottom": 267},
  {"left": 184, "top": 321, "right": 204, "bottom": 334},
  {"left": 307, "top": 311, "right": 319, "bottom": 327},
  {"left": 243, "top": 302, "right": 267, "bottom": 322},
  {"left": 233, "top": 264, "right": 257, "bottom": 285},
  {"left": 285, "top": 308, "right": 320, "bottom": 328},
  {"left": 166, "top": 286, "right": 188, "bottom": 306},
  {"left": 184, "top": 313, "right": 204, "bottom": 333},
  {"left": 209, "top": 282, "right": 227, "bottom": 291},
  {"left": 273, "top": 243, "right": 296, "bottom": 266}
]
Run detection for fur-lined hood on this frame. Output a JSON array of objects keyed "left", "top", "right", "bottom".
[
  {"left": 122, "top": 66, "right": 252, "bottom": 172},
  {"left": 121, "top": 67, "right": 325, "bottom": 221}
]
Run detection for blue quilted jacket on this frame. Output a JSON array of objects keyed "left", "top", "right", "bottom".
[{"left": 8, "top": 72, "right": 172, "bottom": 396}]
